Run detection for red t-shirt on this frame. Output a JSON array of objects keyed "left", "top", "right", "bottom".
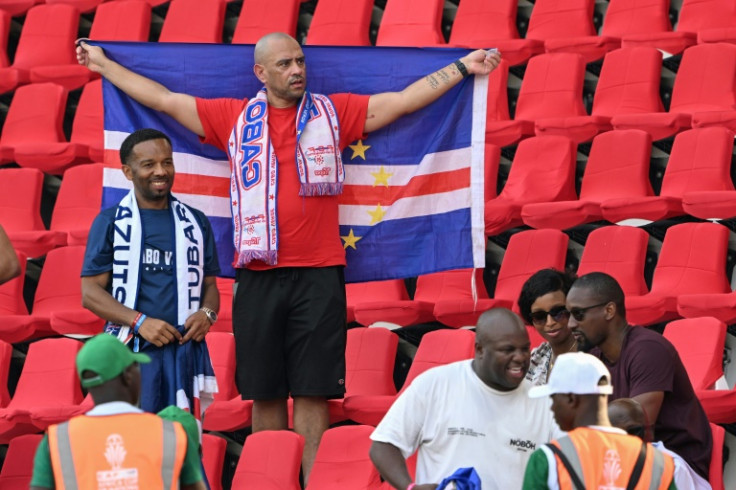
[{"left": 196, "top": 94, "right": 369, "bottom": 269}]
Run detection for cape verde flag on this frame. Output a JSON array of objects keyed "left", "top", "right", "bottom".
[{"left": 97, "top": 42, "right": 488, "bottom": 282}]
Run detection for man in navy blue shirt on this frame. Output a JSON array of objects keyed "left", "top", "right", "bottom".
[{"left": 81, "top": 128, "right": 220, "bottom": 414}]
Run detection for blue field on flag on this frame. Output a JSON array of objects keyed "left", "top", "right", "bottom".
[{"left": 98, "top": 41, "right": 487, "bottom": 282}]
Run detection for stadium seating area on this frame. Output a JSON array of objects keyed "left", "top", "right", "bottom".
[{"left": 1, "top": 0, "right": 736, "bottom": 488}]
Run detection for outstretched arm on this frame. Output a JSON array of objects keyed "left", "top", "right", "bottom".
[
  {"left": 76, "top": 41, "right": 205, "bottom": 137},
  {"left": 364, "top": 49, "right": 500, "bottom": 133},
  {"left": 0, "top": 225, "right": 20, "bottom": 286}
]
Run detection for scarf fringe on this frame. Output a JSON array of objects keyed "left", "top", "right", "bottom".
[
  {"left": 236, "top": 250, "right": 278, "bottom": 266},
  {"left": 299, "top": 182, "right": 344, "bottom": 197}
]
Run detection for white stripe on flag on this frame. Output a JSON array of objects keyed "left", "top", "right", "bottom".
[
  {"left": 343, "top": 147, "right": 470, "bottom": 186},
  {"left": 103, "top": 167, "right": 231, "bottom": 218},
  {"left": 338, "top": 188, "right": 470, "bottom": 226},
  {"left": 104, "top": 130, "right": 231, "bottom": 178},
  {"left": 470, "top": 74, "right": 489, "bottom": 269}
]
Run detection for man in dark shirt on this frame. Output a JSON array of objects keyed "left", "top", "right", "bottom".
[{"left": 566, "top": 271, "right": 712, "bottom": 480}]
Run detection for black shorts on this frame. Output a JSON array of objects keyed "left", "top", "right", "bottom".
[{"left": 232, "top": 266, "right": 347, "bottom": 400}]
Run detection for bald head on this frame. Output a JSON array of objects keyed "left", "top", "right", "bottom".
[
  {"left": 254, "top": 32, "right": 300, "bottom": 65},
  {"left": 476, "top": 307, "right": 526, "bottom": 343},
  {"left": 609, "top": 398, "right": 648, "bottom": 440}
]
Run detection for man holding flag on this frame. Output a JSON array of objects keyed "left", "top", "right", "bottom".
[{"left": 77, "top": 32, "right": 500, "bottom": 481}]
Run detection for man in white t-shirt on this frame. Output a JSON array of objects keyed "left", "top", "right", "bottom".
[{"left": 369, "top": 308, "right": 563, "bottom": 490}]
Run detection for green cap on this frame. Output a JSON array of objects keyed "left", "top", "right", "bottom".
[
  {"left": 76, "top": 334, "right": 151, "bottom": 388},
  {"left": 157, "top": 405, "right": 201, "bottom": 447}
]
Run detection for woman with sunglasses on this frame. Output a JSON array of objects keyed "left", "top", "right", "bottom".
[{"left": 518, "top": 268, "right": 577, "bottom": 386}]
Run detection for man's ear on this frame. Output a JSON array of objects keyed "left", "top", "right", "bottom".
[
  {"left": 121, "top": 163, "right": 133, "bottom": 182},
  {"left": 253, "top": 64, "right": 266, "bottom": 84},
  {"left": 603, "top": 301, "right": 616, "bottom": 321}
]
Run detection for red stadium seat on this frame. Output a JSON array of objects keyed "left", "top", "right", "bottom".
[
  {"left": 305, "top": 0, "right": 373, "bottom": 46},
  {"left": 49, "top": 163, "right": 105, "bottom": 248},
  {"left": 0, "top": 10, "right": 9, "bottom": 68},
  {"left": 513, "top": 53, "right": 609, "bottom": 143},
  {"left": 45, "top": 0, "right": 104, "bottom": 14},
  {"left": 484, "top": 135, "right": 577, "bottom": 235},
  {"left": 305, "top": 425, "right": 382, "bottom": 490},
  {"left": 484, "top": 59, "right": 535, "bottom": 147},
  {"left": 2, "top": 83, "right": 89, "bottom": 175},
  {"left": 623, "top": 0, "right": 736, "bottom": 55},
  {"left": 231, "top": 430, "right": 304, "bottom": 490},
  {"left": 0, "top": 4, "right": 94, "bottom": 93},
  {"left": 89, "top": 0, "right": 152, "bottom": 42},
  {"left": 0, "top": 340, "right": 12, "bottom": 408},
  {"left": 603, "top": 0, "right": 696, "bottom": 55},
  {"left": 625, "top": 223, "right": 731, "bottom": 326},
  {"left": 663, "top": 317, "right": 727, "bottom": 391},
  {"left": 434, "top": 229, "right": 569, "bottom": 327},
  {"left": 69, "top": 80, "right": 105, "bottom": 162},
  {"left": 232, "top": 0, "right": 301, "bottom": 44},
  {"left": 612, "top": 43, "right": 736, "bottom": 138},
  {"left": 0, "top": 338, "right": 84, "bottom": 443},
  {"left": 446, "top": 0, "right": 544, "bottom": 66},
  {"left": 522, "top": 130, "right": 654, "bottom": 230},
  {"left": 0, "top": 0, "right": 43, "bottom": 17},
  {"left": 159, "top": 0, "right": 225, "bottom": 44},
  {"left": 0, "top": 168, "right": 66, "bottom": 258},
  {"left": 535, "top": 48, "right": 668, "bottom": 143},
  {"left": 375, "top": 0, "right": 445, "bottom": 47},
  {"left": 202, "top": 434, "right": 227, "bottom": 490},
  {"left": 202, "top": 332, "right": 253, "bottom": 432},
  {"left": 600, "top": 127, "right": 734, "bottom": 224},
  {"left": 45, "top": 246, "right": 106, "bottom": 338},
  {"left": 577, "top": 225, "right": 650, "bottom": 298},
  {"left": 343, "top": 329, "right": 475, "bottom": 426},
  {"left": 525, "top": 0, "right": 620, "bottom": 63},
  {"left": 0, "top": 434, "right": 43, "bottom": 489},
  {"left": 211, "top": 277, "right": 233, "bottom": 333},
  {"left": 349, "top": 279, "right": 422, "bottom": 327}
]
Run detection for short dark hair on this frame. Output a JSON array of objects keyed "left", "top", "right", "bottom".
[
  {"left": 119, "top": 128, "right": 172, "bottom": 166},
  {"left": 518, "top": 268, "right": 576, "bottom": 325},
  {"left": 572, "top": 272, "right": 626, "bottom": 317}
]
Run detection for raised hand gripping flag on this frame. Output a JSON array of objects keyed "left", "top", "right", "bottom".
[{"left": 98, "top": 42, "right": 488, "bottom": 282}]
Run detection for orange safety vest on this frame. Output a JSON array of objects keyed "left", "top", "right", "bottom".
[
  {"left": 551, "top": 427, "right": 675, "bottom": 490},
  {"left": 47, "top": 412, "right": 187, "bottom": 490}
]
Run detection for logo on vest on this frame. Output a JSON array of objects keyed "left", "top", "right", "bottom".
[
  {"left": 599, "top": 449, "right": 625, "bottom": 490},
  {"left": 509, "top": 438, "right": 536, "bottom": 452},
  {"left": 96, "top": 433, "right": 139, "bottom": 489}
]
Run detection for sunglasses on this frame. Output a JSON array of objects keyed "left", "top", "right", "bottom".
[
  {"left": 530, "top": 305, "right": 570, "bottom": 327},
  {"left": 568, "top": 302, "right": 610, "bottom": 322}
]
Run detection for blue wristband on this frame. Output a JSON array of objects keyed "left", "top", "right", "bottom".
[{"left": 133, "top": 314, "right": 147, "bottom": 334}]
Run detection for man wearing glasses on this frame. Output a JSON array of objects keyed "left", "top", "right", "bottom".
[{"left": 565, "top": 272, "right": 712, "bottom": 482}]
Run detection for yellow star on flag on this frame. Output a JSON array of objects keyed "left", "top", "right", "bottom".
[
  {"left": 368, "top": 204, "right": 386, "bottom": 225},
  {"left": 348, "top": 140, "right": 371, "bottom": 160},
  {"left": 341, "top": 229, "right": 362, "bottom": 250},
  {"left": 371, "top": 166, "right": 394, "bottom": 187}
]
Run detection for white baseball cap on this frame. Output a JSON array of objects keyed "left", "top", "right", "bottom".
[{"left": 528, "top": 352, "right": 614, "bottom": 398}]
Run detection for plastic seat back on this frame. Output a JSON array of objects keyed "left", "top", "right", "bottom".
[
  {"left": 515, "top": 53, "right": 588, "bottom": 120},
  {"left": 578, "top": 226, "right": 650, "bottom": 297},
  {"left": 31, "top": 246, "right": 86, "bottom": 316},
  {"left": 232, "top": 430, "right": 304, "bottom": 490},
  {"left": 663, "top": 317, "right": 727, "bottom": 390},
  {"left": 414, "top": 269, "right": 489, "bottom": 304},
  {"left": 204, "top": 332, "right": 238, "bottom": 401},
  {"left": 10, "top": 4, "right": 80, "bottom": 72},
  {"left": 89, "top": 0, "right": 151, "bottom": 41},
  {"left": 376, "top": 0, "right": 445, "bottom": 46},
  {"left": 670, "top": 43, "right": 736, "bottom": 114},
  {"left": 449, "top": 0, "right": 521, "bottom": 44},
  {"left": 0, "top": 168, "right": 45, "bottom": 233},
  {"left": 50, "top": 163, "right": 104, "bottom": 242},
  {"left": 232, "top": 0, "right": 300, "bottom": 44},
  {"left": 345, "top": 327, "right": 398, "bottom": 397},
  {"left": 526, "top": 0, "right": 597, "bottom": 40},
  {"left": 201, "top": 433, "right": 227, "bottom": 490},
  {"left": 0, "top": 251, "right": 27, "bottom": 317},
  {"left": 0, "top": 433, "right": 43, "bottom": 489},
  {"left": 602, "top": 0, "right": 672, "bottom": 37},
  {"left": 306, "top": 425, "right": 382, "bottom": 490},
  {"left": 159, "top": 0, "right": 225, "bottom": 43},
  {"left": 306, "top": 0, "right": 373, "bottom": 46}
]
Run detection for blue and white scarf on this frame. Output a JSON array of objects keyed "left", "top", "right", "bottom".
[
  {"left": 105, "top": 189, "right": 217, "bottom": 417},
  {"left": 228, "top": 89, "right": 343, "bottom": 266}
]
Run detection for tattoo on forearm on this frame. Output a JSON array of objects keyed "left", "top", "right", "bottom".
[
  {"left": 426, "top": 74, "right": 439, "bottom": 89},
  {"left": 437, "top": 69, "right": 451, "bottom": 84}
]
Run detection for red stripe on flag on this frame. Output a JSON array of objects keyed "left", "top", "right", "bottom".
[
  {"left": 172, "top": 173, "right": 230, "bottom": 197},
  {"left": 339, "top": 167, "right": 469, "bottom": 206}
]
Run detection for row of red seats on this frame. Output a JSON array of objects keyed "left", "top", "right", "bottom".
[
  {"left": 2, "top": 40, "right": 735, "bottom": 179},
  {"left": 2, "top": 0, "right": 736, "bottom": 96},
  {"left": 487, "top": 126, "right": 736, "bottom": 236},
  {"left": 0, "top": 321, "right": 728, "bottom": 488}
]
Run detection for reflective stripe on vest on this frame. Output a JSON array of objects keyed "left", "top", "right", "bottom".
[
  {"left": 54, "top": 422, "right": 79, "bottom": 489},
  {"left": 553, "top": 428, "right": 675, "bottom": 490},
  {"left": 161, "top": 420, "right": 176, "bottom": 490}
]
